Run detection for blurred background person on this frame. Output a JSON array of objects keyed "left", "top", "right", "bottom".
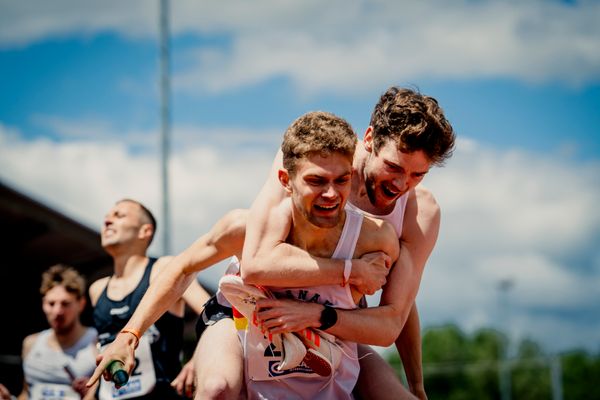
[
  {"left": 19, "top": 264, "right": 98, "bottom": 399},
  {"left": 89, "top": 198, "right": 210, "bottom": 399}
]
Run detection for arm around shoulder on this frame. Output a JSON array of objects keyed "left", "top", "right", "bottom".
[{"left": 379, "top": 186, "right": 441, "bottom": 333}]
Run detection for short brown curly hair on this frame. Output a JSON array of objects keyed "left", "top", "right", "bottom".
[
  {"left": 40, "top": 264, "right": 86, "bottom": 299},
  {"left": 282, "top": 111, "right": 357, "bottom": 175}
]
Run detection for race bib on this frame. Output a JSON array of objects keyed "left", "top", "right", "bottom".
[
  {"left": 98, "top": 335, "right": 156, "bottom": 400},
  {"left": 30, "top": 383, "right": 79, "bottom": 400}
]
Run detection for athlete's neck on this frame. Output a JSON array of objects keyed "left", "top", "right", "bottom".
[{"left": 288, "top": 209, "right": 346, "bottom": 258}]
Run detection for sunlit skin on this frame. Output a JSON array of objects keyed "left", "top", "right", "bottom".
[
  {"left": 352, "top": 128, "right": 431, "bottom": 215},
  {"left": 101, "top": 200, "right": 151, "bottom": 254},
  {"left": 279, "top": 152, "right": 353, "bottom": 231},
  {"left": 42, "top": 285, "right": 85, "bottom": 336}
]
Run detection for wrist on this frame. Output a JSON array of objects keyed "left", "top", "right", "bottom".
[
  {"left": 347, "top": 258, "right": 361, "bottom": 287},
  {"left": 119, "top": 328, "right": 141, "bottom": 349},
  {"left": 341, "top": 259, "right": 352, "bottom": 287}
]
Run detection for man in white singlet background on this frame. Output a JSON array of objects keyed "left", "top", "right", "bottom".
[{"left": 9, "top": 264, "right": 98, "bottom": 400}]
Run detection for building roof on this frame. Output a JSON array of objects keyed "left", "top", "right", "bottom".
[{"left": 0, "top": 180, "right": 112, "bottom": 388}]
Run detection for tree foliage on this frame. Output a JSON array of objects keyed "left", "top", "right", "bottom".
[{"left": 387, "top": 324, "right": 600, "bottom": 400}]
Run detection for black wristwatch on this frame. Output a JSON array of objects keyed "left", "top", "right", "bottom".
[{"left": 319, "top": 305, "right": 338, "bottom": 330}]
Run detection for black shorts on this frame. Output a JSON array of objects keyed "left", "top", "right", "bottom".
[{"left": 195, "top": 295, "right": 233, "bottom": 340}]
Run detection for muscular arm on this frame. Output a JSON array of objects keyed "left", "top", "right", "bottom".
[
  {"left": 257, "top": 186, "right": 440, "bottom": 349},
  {"left": 241, "top": 149, "right": 389, "bottom": 294},
  {"left": 87, "top": 209, "right": 246, "bottom": 386},
  {"left": 124, "top": 208, "right": 246, "bottom": 335},
  {"left": 182, "top": 277, "right": 212, "bottom": 315},
  {"left": 398, "top": 304, "right": 426, "bottom": 399},
  {"left": 337, "top": 187, "right": 439, "bottom": 344}
]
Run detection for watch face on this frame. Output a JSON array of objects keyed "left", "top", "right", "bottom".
[{"left": 319, "top": 306, "right": 338, "bottom": 330}]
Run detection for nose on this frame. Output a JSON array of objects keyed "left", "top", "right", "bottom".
[
  {"left": 322, "top": 184, "right": 338, "bottom": 199},
  {"left": 391, "top": 177, "right": 408, "bottom": 193},
  {"left": 50, "top": 304, "right": 65, "bottom": 316}
]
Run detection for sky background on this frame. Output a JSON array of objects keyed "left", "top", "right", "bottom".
[{"left": 1, "top": 0, "right": 599, "bottom": 357}]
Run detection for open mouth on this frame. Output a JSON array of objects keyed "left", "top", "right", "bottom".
[
  {"left": 102, "top": 228, "right": 115, "bottom": 236},
  {"left": 381, "top": 183, "right": 400, "bottom": 199},
  {"left": 314, "top": 203, "right": 339, "bottom": 212}
]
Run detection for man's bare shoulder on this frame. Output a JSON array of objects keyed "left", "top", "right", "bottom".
[
  {"left": 361, "top": 214, "right": 396, "bottom": 235},
  {"left": 410, "top": 185, "right": 440, "bottom": 216},
  {"left": 89, "top": 276, "right": 110, "bottom": 305},
  {"left": 402, "top": 185, "right": 442, "bottom": 249},
  {"left": 22, "top": 332, "right": 41, "bottom": 358},
  {"left": 358, "top": 215, "right": 399, "bottom": 258}
]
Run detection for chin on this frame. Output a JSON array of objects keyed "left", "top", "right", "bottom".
[
  {"left": 374, "top": 194, "right": 397, "bottom": 209},
  {"left": 310, "top": 215, "right": 340, "bottom": 229}
]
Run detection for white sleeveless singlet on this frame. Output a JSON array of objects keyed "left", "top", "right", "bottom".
[
  {"left": 347, "top": 191, "right": 408, "bottom": 239},
  {"left": 239, "top": 206, "right": 364, "bottom": 400},
  {"left": 23, "top": 328, "right": 97, "bottom": 400}
]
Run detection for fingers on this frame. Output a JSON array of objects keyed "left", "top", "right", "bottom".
[
  {"left": 255, "top": 298, "right": 277, "bottom": 311},
  {"left": 171, "top": 374, "right": 184, "bottom": 396},
  {"left": 382, "top": 253, "right": 392, "bottom": 268},
  {"left": 86, "top": 355, "right": 107, "bottom": 387},
  {"left": 171, "top": 367, "right": 195, "bottom": 398},
  {"left": 0, "top": 384, "right": 11, "bottom": 400},
  {"left": 183, "top": 374, "right": 195, "bottom": 398},
  {"left": 72, "top": 377, "right": 89, "bottom": 397},
  {"left": 87, "top": 355, "right": 127, "bottom": 387}
]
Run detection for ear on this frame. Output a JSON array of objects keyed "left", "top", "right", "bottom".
[
  {"left": 138, "top": 224, "right": 154, "bottom": 241},
  {"left": 363, "top": 126, "right": 374, "bottom": 153},
  {"left": 78, "top": 297, "right": 86, "bottom": 313},
  {"left": 278, "top": 169, "right": 292, "bottom": 194}
]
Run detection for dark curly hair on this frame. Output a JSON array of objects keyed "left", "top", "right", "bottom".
[{"left": 370, "top": 87, "right": 455, "bottom": 166}]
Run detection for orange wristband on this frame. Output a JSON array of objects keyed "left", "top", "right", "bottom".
[{"left": 119, "top": 328, "right": 141, "bottom": 349}]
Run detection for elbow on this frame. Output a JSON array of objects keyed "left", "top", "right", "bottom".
[
  {"left": 240, "top": 262, "right": 261, "bottom": 284},
  {"left": 370, "top": 324, "right": 402, "bottom": 347},
  {"left": 375, "top": 308, "right": 404, "bottom": 347},
  {"left": 377, "top": 331, "right": 400, "bottom": 347}
]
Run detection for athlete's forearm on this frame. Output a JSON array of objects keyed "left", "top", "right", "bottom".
[
  {"left": 327, "top": 303, "right": 404, "bottom": 346},
  {"left": 397, "top": 304, "right": 426, "bottom": 398},
  {"left": 243, "top": 242, "right": 346, "bottom": 287},
  {"left": 126, "top": 210, "right": 246, "bottom": 333},
  {"left": 125, "top": 253, "right": 198, "bottom": 334}
]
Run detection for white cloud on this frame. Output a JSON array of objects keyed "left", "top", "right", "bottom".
[
  {"left": 0, "top": 121, "right": 276, "bottom": 283},
  {"left": 1, "top": 121, "right": 599, "bottom": 353},
  {"left": 419, "top": 137, "right": 600, "bottom": 352},
  {"left": 1, "top": 1, "right": 599, "bottom": 92}
]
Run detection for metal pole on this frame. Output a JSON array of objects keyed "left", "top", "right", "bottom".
[
  {"left": 159, "top": 0, "right": 171, "bottom": 255},
  {"left": 498, "top": 279, "right": 513, "bottom": 400},
  {"left": 551, "top": 356, "right": 563, "bottom": 400}
]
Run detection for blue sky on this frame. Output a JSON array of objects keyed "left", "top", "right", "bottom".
[{"left": 1, "top": 0, "right": 599, "bottom": 356}]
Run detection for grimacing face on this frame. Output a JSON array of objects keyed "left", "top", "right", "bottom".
[
  {"left": 101, "top": 201, "right": 148, "bottom": 249},
  {"left": 363, "top": 136, "right": 431, "bottom": 211},
  {"left": 284, "top": 152, "right": 353, "bottom": 229}
]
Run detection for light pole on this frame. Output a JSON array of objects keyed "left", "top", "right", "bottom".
[
  {"left": 159, "top": 0, "right": 171, "bottom": 255},
  {"left": 497, "top": 278, "right": 514, "bottom": 400}
]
